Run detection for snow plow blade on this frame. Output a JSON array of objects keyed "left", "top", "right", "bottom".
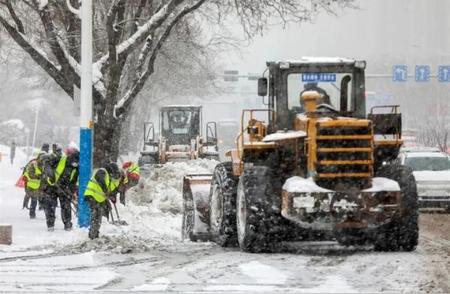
[{"left": 182, "top": 174, "right": 213, "bottom": 242}]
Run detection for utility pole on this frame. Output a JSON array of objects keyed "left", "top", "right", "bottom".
[
  {"left": 31, "top": 106, "right": 40, "bottom": 158},
  {"left": 78, "top": 0, "right": 93, "bottom": 228}
]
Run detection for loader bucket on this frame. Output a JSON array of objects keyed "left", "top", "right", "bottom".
[{"left": 182, "top": 174, "right": 213, "bottom": 242}]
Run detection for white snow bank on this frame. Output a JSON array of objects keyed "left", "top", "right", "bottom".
[
  {"left": 128, "top": 159, "right": 218, "bottom": 214},
  {"left": 60, "top": 159, "right": 218, "bottom": 254}
]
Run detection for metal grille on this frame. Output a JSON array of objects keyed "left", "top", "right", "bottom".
[{"left": 315, "top": 121, "right": 373, "bottom": 190}]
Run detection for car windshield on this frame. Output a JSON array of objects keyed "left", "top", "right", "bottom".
[{"left": 404, "top": 156, "right": 450, "bottom": 171}]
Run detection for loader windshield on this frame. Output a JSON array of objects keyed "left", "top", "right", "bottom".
[
  {"left": 160, "top": 108, "right": 201, "bottom": 145},
  {"left": 287, "top": 73, "right": 354, "bottom": 113},
  {"left": 165, "top": 110, "right": 193, "bottom": 135}
]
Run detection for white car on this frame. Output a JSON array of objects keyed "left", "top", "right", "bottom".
[{"left": 398, "top": 148, "right": 450, "bottom": 211}]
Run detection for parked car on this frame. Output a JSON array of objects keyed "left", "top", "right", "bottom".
[{"left": 398, "top": 147, "right": 450, "bottom": 211}]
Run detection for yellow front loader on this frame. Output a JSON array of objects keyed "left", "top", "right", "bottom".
[{"left": 182, "top": 58, "right": 418, "bottom": 253}]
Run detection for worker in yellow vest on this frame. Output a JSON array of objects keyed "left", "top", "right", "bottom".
[
  {"left": 84, "top": 162, "right": 122, "bottom": 239},
  {"left": 23, "top": 155, "right": 44, "bottom": 219},
  {"left": 41, "top": 148, "right": 79, "bottom": 231},
  {"left": 119, "top": 161, "right": 140, "bottom": 205}
]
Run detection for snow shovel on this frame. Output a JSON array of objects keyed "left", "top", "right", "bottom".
[
  {"left": 112, "top": 202, "right": 128, "bottom": 226},
  {"left": 55, "top": 185, "right": 78, "bottom": 214},
  {"left": 107, "top": 200, "right": 128, "bottom": 226}
]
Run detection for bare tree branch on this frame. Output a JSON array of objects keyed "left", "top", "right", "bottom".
[
  {"left": 115, "top": 0, "right": 207, "bottom": 117},
  {"left": 94, "top": 0, "right": 184, "bottom": 71},
  {"left": 0, "top": 14, "right": 73, "bottom": 98}
]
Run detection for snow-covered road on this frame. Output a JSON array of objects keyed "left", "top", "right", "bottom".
[{"left": 0, "top": 151, "right": 449, "bottom": 292}]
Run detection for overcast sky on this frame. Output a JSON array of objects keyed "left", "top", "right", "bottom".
[{"left": 223, "top": 0, "right": 450, "bottom": 74}]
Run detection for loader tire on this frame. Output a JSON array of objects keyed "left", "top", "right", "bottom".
[
  {"left": 237, "top": 165, "right": 283, "bottom": 253},
  {"left": 374, "top": 164, "right": 418, "bottom": 252},
  {"left": 209, "top": 162, "right": 239, "bottom": 247}
]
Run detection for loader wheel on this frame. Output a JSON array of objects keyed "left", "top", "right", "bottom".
[
  {"left": 374, "top": 164, "right": 418, "bottom": 252},
  {"left": 237, "top": 165, "right": 283, "bottom": 253},
  {"left": 209, "top": 162, "right": 239, "bottom": 247}
]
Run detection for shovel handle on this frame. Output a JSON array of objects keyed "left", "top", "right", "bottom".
[{"left": 113, "top": 202, "right": 121, "bottom": 221}]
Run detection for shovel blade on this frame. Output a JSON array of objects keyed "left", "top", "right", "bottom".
[{"left": 110, "top": 220, "right": 128, "bottom": 226}]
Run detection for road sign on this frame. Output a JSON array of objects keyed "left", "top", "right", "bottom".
[
  {"left": 247, "top": 73, "right": 260, "bottom": 81},
  {"left": 224, "top": 70, "right": 239, "bottom": 75},
  {"left": 415, "top": 65, "right": 430, "bottom": 82},
  {"left": 223, "top": 70, "right": 239, "bottom": 82},
  {"left": 302, "top": 73, "right": 336, "bottom": 82},
  {"left": 393, "top": 65, "right": 407, "bottom": 82},
  {"left": 438, "top": 66, "right": 450, "bottom": 82}
]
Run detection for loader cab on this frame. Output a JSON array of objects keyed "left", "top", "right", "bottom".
[
  {"left": 260, "top": 58, "right": 367, "bottom": 131},
  {"left": 160, "top": 106, "right": 201, "bottom": 145}
]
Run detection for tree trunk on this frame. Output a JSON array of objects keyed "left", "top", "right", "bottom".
[{"left": 93, "top": 112, "right": 122, "bottom": 167}]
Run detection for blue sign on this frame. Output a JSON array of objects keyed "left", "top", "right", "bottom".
[
  {"left": 393, "top": 65, "right": 407, "bottom": 82},
  {"left": 415, "top": 65, "right": 430, "bottom": 82},
  {"left": 302, "top": 73, "right": 336, "bottom": 82},
  {"left": 438, "top": 66, "right": 450, "bottom": 82}
]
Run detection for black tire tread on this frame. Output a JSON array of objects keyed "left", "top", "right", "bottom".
[
  {"left": 374, "top": 164, "right": 419, "bottom": 252},
  {"left": 238, "top": 165, "right": 283, "bottom": 253},
  {"left": 210, "top": 162, "right": 238, "bottom": 247}
]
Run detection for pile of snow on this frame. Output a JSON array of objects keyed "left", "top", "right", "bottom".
[
  {"left": 128, "top": 159, "right": 218, "bottom": 214},
  {"left": 1, "top": 158, "right": 218, "bottom": 255},
  {"left": 63, "top": 234, "right": 155, "bottom": 255},
  {"left": 60, "top": 159, "right": 218, "bottom": 254}
]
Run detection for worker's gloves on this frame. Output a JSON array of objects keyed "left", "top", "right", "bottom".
[{"left": 110, "top": 195, "right": 117, "bottom": 204}]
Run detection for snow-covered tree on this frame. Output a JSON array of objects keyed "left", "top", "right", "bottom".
[{"left": 0, "top": 0, "right": 353, "bottom": 165}]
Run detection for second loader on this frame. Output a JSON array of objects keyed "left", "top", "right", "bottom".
[{"left": 138, "top": 105, "right": 219, "bottom": 166}]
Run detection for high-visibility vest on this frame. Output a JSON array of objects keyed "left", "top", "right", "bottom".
[
  {"left": 84, "top": 168, "right": 115, "bottom": 203},
  {"left": 124, "top": 162, "right": 140, "bottom": 185},
  {"left": 110, "top": 177, "right": 121, "bottom": 192},
  {"left": 70, "top": 169, "right": 78, "bottom": 184},
  {"left": 47, "top": 155, "right": 67, "bottom": 186},
  {"left": 24, "top": 161, "right": 42, "bottom": 190}
]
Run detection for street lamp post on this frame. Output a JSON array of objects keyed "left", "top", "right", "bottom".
[
  {"left": 78, "top": 0, "right": 93, "bottom": 228},
  {"left": 30, "top": 106, "right": 40, "bottom": 158}
]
